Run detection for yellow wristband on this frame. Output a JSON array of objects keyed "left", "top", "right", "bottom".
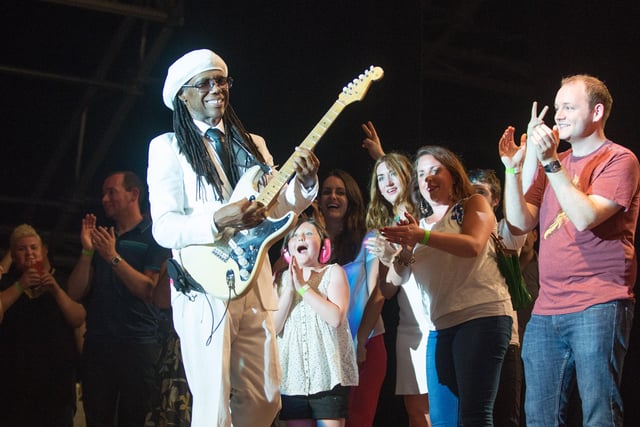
[
  {"left": 298, "top": 284, "right": 310, "bottom": 296},
  {"left": 14, "top": 281, "right": 24, "bottom": 293},
  {"left": 82, "top": 249, "right": 95, "bottom": 257},
  {"left": 421, "top": 229, "right": 430, "bottom": 245},
  {"left": 505, "top": 167, "right": 521, "bottom": 175}
]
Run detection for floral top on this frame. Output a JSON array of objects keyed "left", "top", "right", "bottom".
[{"left": 277, "top": 264, "right": 359, "bottom": 396}]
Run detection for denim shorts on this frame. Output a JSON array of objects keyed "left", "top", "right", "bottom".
[{"left": 280, "top": 384, "right": 351, "bottom": 420}]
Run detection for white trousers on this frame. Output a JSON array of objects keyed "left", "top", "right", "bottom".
[{"left": 171, "top": 285, "right": 281, "bottom": 427}]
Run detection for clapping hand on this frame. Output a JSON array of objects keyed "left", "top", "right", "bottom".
[
  {"left": 498, "top": 126, "right": 527, "bottom": 169},
  {"left": 365, "top": 234, "right": 399, "bottom": 266},
  {"left": 80, "top": 214, "right": 97, "bottom": 252},
  {"left": 526, "top": 101, "right": 560, "bottom": 164},
  {"left": 379, "top": 212, "right": 422, "bottom": 249},
  {"left": 91, "top": 226, "right": 118, "bottom": 261}
]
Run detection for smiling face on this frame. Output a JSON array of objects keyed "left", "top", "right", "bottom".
[
  {"left": 554, "top": 80, "right": 599, "bottom": 143},
  {"left": 287, "top": 222, "right": 323, "bottom": 267},
  {"left": 102, "top": 173, "right": 138, "bottom": 222},
  {"left": 376, "top": 161, "right": 404, "bottom": 205},
  {"left": 12, "top": 236, "right": 43, "bottom": 272},
  {"left": 178, "top": 69, "right": 229, "bottom": 126},
  {"left": 319, "top": 175, "right": 348, "bottom": 224},
  {"left": 416, "top": 154, "right": 454, "bottom": 206}
]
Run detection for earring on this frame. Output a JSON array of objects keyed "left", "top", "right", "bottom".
[{"left": 420, "top": 199, "right": 433, "bottom": 217}]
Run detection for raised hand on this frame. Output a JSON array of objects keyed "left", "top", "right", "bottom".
[
  {"left": 527, "top": 101, "right": 550, "bottom": 138},
  {"left": 360, "top": 121, "right": 385, "bottom": 160},
  {"left": 80, "top": 213, "right": 97, "bottom": 251},
  {"left": 293, "top": 146, "right": 320, "bottom": 188},
  {"left": 498, "top": 126, "right": 527, "bottom": 168}
]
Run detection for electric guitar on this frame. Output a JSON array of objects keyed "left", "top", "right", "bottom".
[{"left": 178, "top": 65, "right": 384, "bottom": 299}]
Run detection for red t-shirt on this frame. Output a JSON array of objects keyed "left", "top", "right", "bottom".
[{"left": 526, "top": 140, "right": 640, "bottom": 314}]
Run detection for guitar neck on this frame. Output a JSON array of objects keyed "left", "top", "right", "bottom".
[{"left": 256, "top": 99, "right": 346, "bottom": 207}]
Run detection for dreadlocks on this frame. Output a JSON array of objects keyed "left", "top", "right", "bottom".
[{"left": 172, "top": 96, "right": 266, "bottom": 200}]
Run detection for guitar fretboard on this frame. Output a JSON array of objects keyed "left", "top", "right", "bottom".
[{"left": 256, "top": 100, "right": 346, "bottom": 208}]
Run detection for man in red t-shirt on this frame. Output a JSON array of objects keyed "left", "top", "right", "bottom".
[{"left": 499, "top": 74, "right": 640, "bottom": 427}]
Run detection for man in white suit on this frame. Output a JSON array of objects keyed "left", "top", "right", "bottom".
[{"left": 147, "top": 49, "right": 319, "bottom": 427}]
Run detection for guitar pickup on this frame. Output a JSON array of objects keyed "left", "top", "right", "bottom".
[{"left": 211, "top": 247, "right": 231, "bottom": 261}]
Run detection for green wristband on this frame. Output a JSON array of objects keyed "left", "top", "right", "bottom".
[
  {"left": 298, "top": 284, "right": 310, "bottom": 296},
  {"left": 421, "top": 229, "right": 431, "bottom": 245},
  {"left": 505, "top": 167, "right": 521, "bottom": 175},
  {"left": 14, "top": 281, "right": 24, "bottom": 293},
  {"left": 82, "top": 248, "right": 95, "bottom": 257}
]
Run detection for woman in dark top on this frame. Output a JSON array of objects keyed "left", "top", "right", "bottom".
[{"left": 0, "top": 224, "right": 86, "bottom": 427}]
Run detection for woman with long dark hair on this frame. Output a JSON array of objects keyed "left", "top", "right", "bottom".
[{"left": 381, "top": 146, "right": 512, "bottom": 426}]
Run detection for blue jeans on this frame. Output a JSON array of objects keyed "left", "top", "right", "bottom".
[
  {"left": 522, "top": 300, "right": 634, "bottom": 427},
  {"left": 427, "top": 315, "right": 512, "bottom": 427}
]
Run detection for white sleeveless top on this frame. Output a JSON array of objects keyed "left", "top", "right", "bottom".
[
  {"left": 277, "top": 264, "right": 359, "bottom": 395},
  {"left": 412, "top": 199, "right": 512, "bottom": 330}
]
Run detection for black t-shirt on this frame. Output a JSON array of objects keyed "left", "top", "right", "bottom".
[
  {"left": 84, "top": 218, "right": 170, "bottom": 344},
  {"left": 0, "top": 271, "right": 79, "bottom": 422}
]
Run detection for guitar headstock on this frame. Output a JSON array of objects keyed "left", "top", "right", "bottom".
[{"left": 338, "top": 65, "right": 384, "bottom": 105}]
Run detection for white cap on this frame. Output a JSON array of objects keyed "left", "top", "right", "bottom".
[{"left": 162, "top": 49, "right": 228, "bottom": 110}]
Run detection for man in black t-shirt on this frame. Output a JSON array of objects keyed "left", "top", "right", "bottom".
[{"left": 68, "top": 171, "right": 170, "bottom": 427}]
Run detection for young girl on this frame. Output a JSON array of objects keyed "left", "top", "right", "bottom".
[{"left": 274, "top": 218, "right": 358, "bottom": 427}]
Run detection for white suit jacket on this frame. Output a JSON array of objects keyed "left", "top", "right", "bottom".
[{"left": 147, "top": 131, "right": 317, "bottom": 310}]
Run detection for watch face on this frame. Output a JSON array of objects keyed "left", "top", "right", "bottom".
[
  {"left": 111, "top": 256, "right": 120, "bottom": 265},
  {"left": 544, "top": 160, "right": 562, "bottom": 173}
]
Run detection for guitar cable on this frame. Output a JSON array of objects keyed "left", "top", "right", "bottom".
[{"left": 204, "top": 291, "right": 231, "bottom": 346}]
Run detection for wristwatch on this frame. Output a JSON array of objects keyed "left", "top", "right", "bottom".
[
  {"left": 110, "top": 255, "right": 122, "bottom": 267},
  {"left": 543, "top": 160, "right": 562, "bottom": 173}
]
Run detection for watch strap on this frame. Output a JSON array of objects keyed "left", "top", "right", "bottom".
[{"left": 543, "top": 160, "right": 562, "bottom": 173}]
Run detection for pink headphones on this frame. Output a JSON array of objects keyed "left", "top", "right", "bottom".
[{"left": 282, "top": 238, "right": 332, "bottom": 264}]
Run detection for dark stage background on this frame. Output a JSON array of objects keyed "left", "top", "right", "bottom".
[{"left": 1, "top": 1, "right": 639, "bottom": 425}]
